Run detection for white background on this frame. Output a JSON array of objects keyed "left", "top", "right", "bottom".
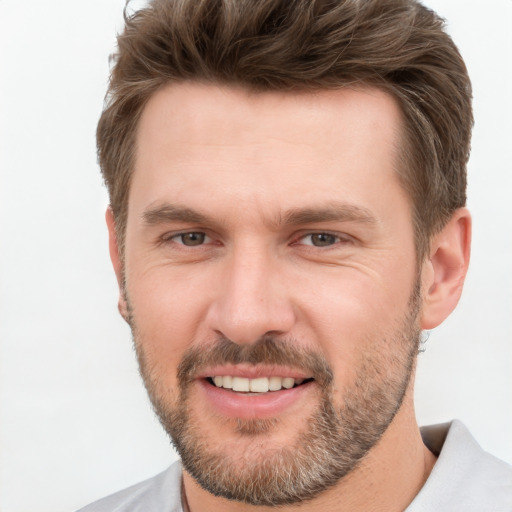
[{"left": 0, "top": 1, "right": 511, "bottom": 511}]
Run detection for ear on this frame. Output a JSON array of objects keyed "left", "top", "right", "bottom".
[
  {"left": 106, "top": 207, "right": 130, "bottom": 322},
  {"left": 420, "top": 208, "right": 471, "bottom": 330}
]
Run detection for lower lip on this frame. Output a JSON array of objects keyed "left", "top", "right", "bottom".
[{"left": 198, "top": 379, "right": 315, "bottom": 419}]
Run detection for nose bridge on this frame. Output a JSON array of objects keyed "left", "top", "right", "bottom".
[{"left": 209, "top": 240, "right": 295, "bottom": 344}]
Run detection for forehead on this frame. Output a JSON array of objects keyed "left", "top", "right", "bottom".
[
  {"left": 130, "top": 82, "right": 407, "bottom": 222},
  {"left": 136, "top": 82, "right": 403, "bottom": 158}
]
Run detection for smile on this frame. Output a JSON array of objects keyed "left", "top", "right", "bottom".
[
  {"left": 197, "top": 364, "right": 318, "bottom": 419},
  {"left": 209, "top": 376, "right": 311, "bottom": 393}
]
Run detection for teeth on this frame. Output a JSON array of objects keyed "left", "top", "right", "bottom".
[
  {"left": 211, "top": 376, "right": 305, "bottom": 393},
  {"left": 222, "top": 375, "right": 233, "bottom": 389},
  {"left": 232, "top": 377, "right": 250, "bottom": 392},
  {"left": 268, "top": 376, "right": 282, "bottom": 391},
  {"left": 250, "top": 377, "right": 269, "bottom": 393},
  {"left": 282, "top": 377, "right": 295, "bottom": 389}
]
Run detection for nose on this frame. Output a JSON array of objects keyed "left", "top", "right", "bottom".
[{"left": 206, "top": 243, "right": 296, "bottom": 345}]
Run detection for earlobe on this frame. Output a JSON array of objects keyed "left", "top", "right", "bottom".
[
  {"left": 420, "top": 208, "right": 471, "bottom": 330},
  {"left": 106, "top": 208, "right": 130, "bottom": 322}
]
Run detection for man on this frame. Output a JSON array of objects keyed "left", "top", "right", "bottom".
[{"left": 79, "top": 0, "right": 512, "bottom": 510}]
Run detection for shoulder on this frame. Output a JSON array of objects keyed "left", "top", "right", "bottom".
[
  {"left": 76, "top": 461, "right": 183, "bottom": 512},
  {"left": 408, "top": 420, "right": 512, "bottom": 512}
]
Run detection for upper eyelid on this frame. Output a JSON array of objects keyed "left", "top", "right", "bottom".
[
  {"left": 161, "top": 228, "right": 208, "bottom": 238},
  {"left": 293, "top": 230, "right": 352, "bottom": 242},
  {"left": 159, "top": 230, "right": 212, "bottom": 245},
  {"left": 157, "top": 229, "right": 353, "bottom": 245}
]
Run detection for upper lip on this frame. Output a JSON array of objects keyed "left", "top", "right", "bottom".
[{"left": 196, "top": 364, "right": 313, "bottom": 380}]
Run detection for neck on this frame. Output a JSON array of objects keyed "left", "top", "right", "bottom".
[{"left": 182, "top": 391, "right": 436, "bottom": 512}]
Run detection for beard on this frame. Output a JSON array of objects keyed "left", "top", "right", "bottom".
[{"left": 127, "top": 282, "right": 421, "bottom": 506}]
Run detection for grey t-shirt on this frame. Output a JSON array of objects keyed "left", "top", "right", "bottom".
[{"left": 78, "top": 420, "right": 512, "bottom": 511}]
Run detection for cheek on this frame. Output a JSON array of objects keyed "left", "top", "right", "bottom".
[
  {"left": 126, "top": 267, "right": 213, "bottom": 377},
  {"left": 294, "top": 268, "right": 416, "bottom": 379}
]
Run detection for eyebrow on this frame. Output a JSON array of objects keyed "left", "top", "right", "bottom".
[
  {"left": 143, "top": 204, "right": 210, "bottom": 225},
  {"left": 142, "top": 201, "right": 377, "bottom": 229},
  {"left": 280, "top": 202, "right": 377, "bottom": 227}
]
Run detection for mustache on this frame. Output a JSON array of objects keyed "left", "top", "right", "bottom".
[{"left": 177, "top": 336, "right": 334, "bottom": 388}]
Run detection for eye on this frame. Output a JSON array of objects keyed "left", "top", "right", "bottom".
[
  {"left": 298, "top": 232, "right": 344, "bottom": 247},
  {"left": 170, "top": 232, "right": 210, "bottom": 246}
]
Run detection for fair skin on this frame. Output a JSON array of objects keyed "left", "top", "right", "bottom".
[{"left": 107, "top": 83, "right": 470, "bottom": 511}]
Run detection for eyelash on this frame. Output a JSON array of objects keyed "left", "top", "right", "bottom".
[
  {"left": 161, "top": 231, "right": 213, "bottom": 247},
  {"left": 161, "top": 231, "right": 351, "bottom": 249},
  {"left": 293, "top": 231, "right": 352, "bottom": 248}
]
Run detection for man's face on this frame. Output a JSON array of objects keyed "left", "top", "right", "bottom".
[{"left": 119, "top": 83, "right": 422, "bottom": 505}]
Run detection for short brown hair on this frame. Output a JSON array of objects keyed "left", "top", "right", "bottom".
[{"left": 98, "top": 0, "right": 472, "bottom": 258}]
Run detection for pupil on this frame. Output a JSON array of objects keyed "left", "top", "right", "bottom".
[
  {"left": 312, "top": 233, "right": 335, "bottom": 246},
  {"left": 182, "top": 232, "right": 205, "bottom": 246}
]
